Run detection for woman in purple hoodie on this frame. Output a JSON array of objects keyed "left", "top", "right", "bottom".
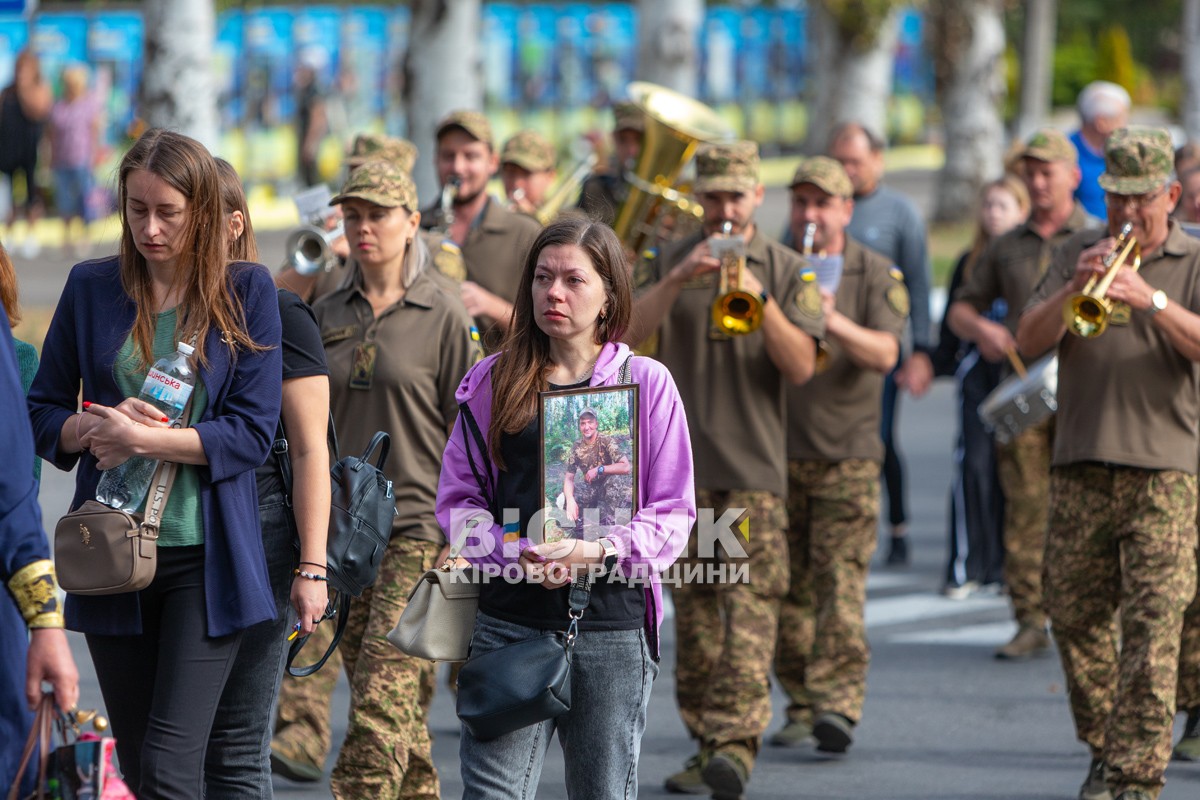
[{"left": 436, "top": 214, "right": 696, "bottom": 799}]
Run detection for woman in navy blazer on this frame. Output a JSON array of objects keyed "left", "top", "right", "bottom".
[{"left": 27, "top": 129, "right": 282, "bottom": 799}]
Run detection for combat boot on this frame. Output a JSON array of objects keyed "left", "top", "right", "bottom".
[
  {"left": 702, "top": 744, "right": 753, "bottom": 800},
  {"left": 812, "top": 712, "right": 855, "bottom": 754},
  {"left": 664, "top": 753, "right": 709, "bottom": 795},
  {"left": 769, "top": 718, "right": 814, "bottom": 747},
  {"left": 269, "top": 737, "right": 323, "bottom": 783},
  {"left": 1174, "top": 707, "right": 1200, "bottom": 761},
  {"left": 995, "top": 624, "right": 1051, "bottom": 660},
  {"left": 1078, "top": 757, "right": 1112, "bottom": 800}
]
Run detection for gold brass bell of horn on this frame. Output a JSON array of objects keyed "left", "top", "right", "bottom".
[
  {"left": 613, "top": 82, "right": 732, "bottom": 257},
  {"left": 284, "top": 222, "right": 344, "bottom": 277},
  {"left": 710, "top": 221, "right": 764, "bottom": 335},
  {"left": 1062, "top": 222, "right": 1141, "bottom": 338}
]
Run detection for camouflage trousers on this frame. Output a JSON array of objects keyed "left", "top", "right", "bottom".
[
  {"left": 273, "top": 536, "right": 441, "bottom": 799},
  {"left": 1044, "top": 465, "right": 1197, "bottom": 797},
  {"left": 674, "top": 488, "right": 789, "bottom": 769},
  {"left": 1177, "top": 546, "right": 1200, "bottom": 711},
  {"left": 776, "top": 459, "right": 879, "bottom": 725},
  {"left": 995, "top": 416, "right": 1053, "bottom": 630}
]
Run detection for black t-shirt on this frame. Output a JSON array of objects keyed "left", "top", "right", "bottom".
[
  {"left": 256, "top": 290, "right": 330, "bottom": 500},
  {"left": 480, "top": 379, "right": 646, "bottom": 632}
]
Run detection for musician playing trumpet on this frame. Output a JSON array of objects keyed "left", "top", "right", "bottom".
[
  {"left": 946, "top": 128, "right": 1098, "bottom": 662},
  {"left": 770, "top": 157, "right": 908, "bottom": 754},
  {"left": 500, "top": 129, "right": 558, "bottom": 218},
  {"left": 1018, "top": 126, "right": 1200, "bottom": 800},
  {"left": 627, "top": 141, "right": 824, "bottom": 797}
]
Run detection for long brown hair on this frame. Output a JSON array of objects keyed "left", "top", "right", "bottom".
[
  {"left": 489, "top": 214, "right": 632, "bottom": 469},
  {"left": 963, "top": 174, "right": 1031, "bottom": 281},
  {"left": 118, "top": 128, "right": 259, "bottom": 368},
  {"left": 0, "top": 243, "right": 19, "bottom": 328},
  {"left": 214, "top": 157, "right": 259, "bottom": 262}
]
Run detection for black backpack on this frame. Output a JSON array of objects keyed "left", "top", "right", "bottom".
[{"left": 275, "top": 419, "right": 396, "bottom": 676}]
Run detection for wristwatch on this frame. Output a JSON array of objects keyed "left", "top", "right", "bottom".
[
  {"left": 1150, "top": 289, "right": 1169, "bottom": 315},
  {"left": 599, "top": 537, "right": 619, "bottom": 574},
  {"left": 598, "top": 465, "right": 605, "bottom": 476}
]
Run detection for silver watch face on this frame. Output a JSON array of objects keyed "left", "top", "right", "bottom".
[{"left": 1153, "top": 290, "right": 1168, "bottom": 312}]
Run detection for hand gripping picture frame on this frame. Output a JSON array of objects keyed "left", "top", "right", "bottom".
[{"left": 538, "top": 384, "right": 639, "bottom": 544}]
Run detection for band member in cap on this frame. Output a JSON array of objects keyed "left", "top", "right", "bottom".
[
  {"left": 827, "top": 121, "right": 933, "bottom": 566},
  {"left": 273, "top": 161, "right": 481, "bottom": 797},
  {"left": 771, "top": 156, "right": 907, "bottom": 754},
  {"left": 577, "top": 100, "right": 644, "bottom": 226},
  {"left": 947, "top": 127, "right": 1098, "bottom": 662},
  {"left": 1018, "top": 126, "right": 1200, "bottom": 800},
  {"left": 501, "top": 129, "right": 558, "bottom": 219},
  {"left": 628, "top": 140, "right": 823, "bottom": 797},
  {"left": 276, "top": 132, "right": 419, "bottom": 305},
  {"left": 421, "top": 110, "right": 540, "bottom": 348}
]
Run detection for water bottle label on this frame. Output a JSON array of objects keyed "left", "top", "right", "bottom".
[{"left": 145, "top": 367, "right": 194, "bottom": 417}]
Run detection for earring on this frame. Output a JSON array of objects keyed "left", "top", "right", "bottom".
[{"left": 600, "top": 309, "right": 608, "bottom": 321}]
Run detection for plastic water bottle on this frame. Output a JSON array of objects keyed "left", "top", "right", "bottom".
[{"left": 95, "top": 342, "right": 196, "bottom": 511}]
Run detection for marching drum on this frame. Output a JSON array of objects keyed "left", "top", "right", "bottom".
[{"left": 978, "top": 354, "right": 1058, "bottom": 444}]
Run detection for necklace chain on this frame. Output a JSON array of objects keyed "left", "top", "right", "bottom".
[{"left": 570, "top": 354, "right": 600, "bottom": 384}]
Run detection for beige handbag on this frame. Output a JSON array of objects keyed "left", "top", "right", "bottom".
[
  {"left": 54, "top": 459, "right": 179, "bottom": 596},
  {"left": 388, "top": 530, "right": 479, "bottom": 662}
]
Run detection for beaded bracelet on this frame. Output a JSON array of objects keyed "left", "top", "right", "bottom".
[{"left": 294, "top": 569, "right": 328, "bottom": 582}]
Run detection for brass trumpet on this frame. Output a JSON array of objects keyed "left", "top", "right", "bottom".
[
  {"left": 1062, "top": 222, "right": 1141, "bottom": 338},
  {"left": 710, "top": 221, "right": 764, "bottom": 335},
  {"left": 284, "top": 222, "right": 344, "bottom": 276},
  {"left": 800, "top": 222, "right": 833, "bottom": 373}
]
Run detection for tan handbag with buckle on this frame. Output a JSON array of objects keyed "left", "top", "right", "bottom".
[
  {"left": 388, "top": 526, "right": 479, "bottom": 662},
  {"left": 54, "top": 458, "right": 179, "bottom": 596}
]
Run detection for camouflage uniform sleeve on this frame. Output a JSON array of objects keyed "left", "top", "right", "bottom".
[
  {"left": 953, "top": 237, "right": 1002, "bottom": 312},
  {"left": 867, "top": 261, "right": 911, "bottom": 340},
  {"left": 772, "top": 249, "right": 825, "bottom": 339},
  {"left": 603, "top": 436, "right": 623, "bottom": 464}
]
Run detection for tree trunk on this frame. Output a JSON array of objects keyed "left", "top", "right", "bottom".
[
  {"left": 932, "top": 0, "right": 1006, "bottom": 222},
  {"left": 1014, "top": 0, "right": 1056, "bottom": 141},
  {"left": 803, "top": 3, "right": 899, "bottom": 153},
  {"left": 635, "top": 0, "right": 703, "bottom": 97},
  {"left": 141, "top": 0, "right": 217, "bottom": 150},
  {"left": 405, "top": 0, "right": 483, "bottom": 203},
  {"left": 1184, "top": 0, "right": 1200, "bottom": 142}
]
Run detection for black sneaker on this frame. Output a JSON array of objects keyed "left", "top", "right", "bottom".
[
  {"left": 1078, "top": 757, "right": 1112, "bottom": 800},
  {"left": 813, "top": 712, "right": 855, "bottom": 754},
  {"left": 885, "top": 536, "right": 909, "bottom": 566},
  {"left": 701, "top": 749, "right": 750, "bottom": 800}
]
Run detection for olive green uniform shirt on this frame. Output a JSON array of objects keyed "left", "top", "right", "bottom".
[
  {"left": 643, "top": 227, "right": 825, "bottom": 496},
  {"left": 1026, "top": 222, "right": 1200, "bottom": 473},
  {"left": 955, "top": 203, "right": 1098, "bottom": 338},
  {"left": 787, "top": 239, "right": 909, "bottom": 462},
  {"left": 313, "top": 266, "right": 483, "bottom": 543},
  {"left": 421, "top": 195, "right": 541, "bottom": 346}
]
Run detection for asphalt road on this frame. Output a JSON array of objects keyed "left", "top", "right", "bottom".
[{"left": 17, "top": 177, "right": 1200, "bottom": 798}]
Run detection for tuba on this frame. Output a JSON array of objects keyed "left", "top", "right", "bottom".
[
  {"left": 1062, "top": 222, "right": 1141, "bottom": 338},
  {"left": 613, "top": 82, "right": 732, "bottom": 257},
  {"left": 285, "top": 222, "right": 344, "bottom": 276},
  {"left": 710, "top": 221, "right": 764, "bottom": 335},
  {"left": 528, "top": 148, "right": 599, "bottom": 226}
]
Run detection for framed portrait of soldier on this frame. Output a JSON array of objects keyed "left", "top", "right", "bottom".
[{"left": 539, "top": 384, "right": 639, "bottom": 544}]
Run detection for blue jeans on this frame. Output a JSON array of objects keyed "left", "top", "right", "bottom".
[
  {"left": 459, "top": 613, "right": 658, "bottom": 800},
  {"left": 205, "top": 492, "right": 297, "bottom": 798}
]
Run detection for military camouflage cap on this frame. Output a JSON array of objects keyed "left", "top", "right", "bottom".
[
  {"left": 1099, "top": 126, "right": 1175, "bottom": 195},
  {"left": 346, "top": 133, "right": 418, "bottom": 173},
  {"left": 436, "top": 109, "right": 493, "bottom": 146},
  {"left": 789, "top": 156, "right": 853, "bottom": 198},
  {"left": 501, "top": 129, "right": 557, "bottom": 172},
  {"left": 613, "top": 102, "right": 645, "bottom": 133},
  {"left": 1019, "top": 128, "right": 1077, "bottom": 164},
  {"left": 578, "top": 407, "right": 598, "bottom": 421},
  {"left": 329, "top": 159, "right": 419, "bottom": 212},
  {"left": 694, "top": 140, "right": 760, "bottom": 194}
]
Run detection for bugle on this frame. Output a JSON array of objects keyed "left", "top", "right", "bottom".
[
  {"left": 710, "top": 222, "right": 764, "bottom": 335},
  {"left": 1062, "top": 222, "right": 1141, "bottom": 338}
]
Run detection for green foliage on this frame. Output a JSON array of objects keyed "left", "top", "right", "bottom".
[{"left": 1051, "top": 30, "right": 1099, "bottom": 108}]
